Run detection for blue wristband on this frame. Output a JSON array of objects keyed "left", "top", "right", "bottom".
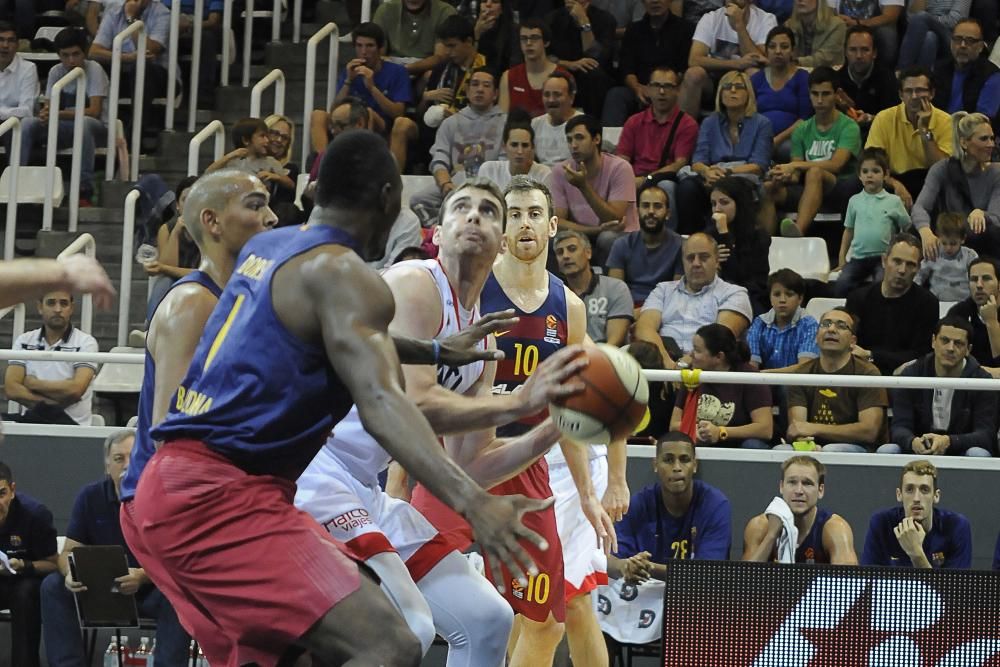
[{"left": 432, "top": 339, "right": 440, "bottom": 364}]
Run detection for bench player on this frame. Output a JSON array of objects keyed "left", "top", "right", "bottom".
[
  {"left": 296, "top": 177, "right": 589, "bottom": 665},
  {"left": 126, "top": 131, "right": 556, "bottom": 667}
]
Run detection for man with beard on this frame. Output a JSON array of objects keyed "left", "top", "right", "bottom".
[
  {"left": 947, "top": 257, "right": 1000, "bottom": 375},
  {"left": 743, "top": 456, "right": 858, "bottom": 564},
  {"left": 554, "top": 230, "right": 633, "bottom": 345},
  {"left": 846, "top": 233, "right": 940, "bottom": 376},
  {"left": 862, "top": 460, "right": 971, "bottom": 568},
  {"left": 607, "top": 182, "right": 684, "bottom": 305},
  {"left": 834, "top": 26, "right": 900, "bottom": 133}
]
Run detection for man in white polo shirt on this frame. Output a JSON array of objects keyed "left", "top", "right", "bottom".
[
  {"left": 634, "top": 232, "right": 752, "bottom": 369},
  {"left": 4, "top": 291, "right": 99, "bottom": 425}
]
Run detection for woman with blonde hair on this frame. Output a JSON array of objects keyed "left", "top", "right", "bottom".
[
  {"left": 912, "top": 111, "right": 999, "bottom": 258},
  {"left": 784, "top": 0, "right": 846, "bottom": 68},
  {"left": 263, "top": 113, "right": 302, "bottom": 226},
  {"left": 675, "top": 71, "right": 774, "bottom": 233}
]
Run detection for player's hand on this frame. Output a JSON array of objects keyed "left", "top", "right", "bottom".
[
  {"left": 519, "top": 345, "right": 588, "bottom": 413},
  {"left": 969, "top": 209, "right": 987, "bottom": 235},
  {"left": 893, "top": 517, "right": 926, "bottom": 558},
  {"left": 112, "top": 568, "right": 147, "bottom": 596},
  {"left": 437, "top": 310, "right": 519, "bottom": 365},
  {"left": 918, "top": 226, "right": 939, "bottom": 262},
  {"left": 581, "top": 492, "right": 617, "bottom": 554},
  {"left": 465, "top": 493, "right": 555, "bottom": 592},
  {"left": 58, "top": 254, "right": 116, "bottom": 310},
  {"left": 602, "top": 477, "right": 630, "bottom": 522},
  {"left": 979, "top": 295, "right": 998, "bottom": 323},
  {"left": 65, "top": 571, "right": 87, "bottom": 594}
]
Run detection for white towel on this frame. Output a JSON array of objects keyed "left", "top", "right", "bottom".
[{"left": 765, "top": 496, "right": 798, "bottom": 564}]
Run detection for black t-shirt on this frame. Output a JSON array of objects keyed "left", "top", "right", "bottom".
[
  {"left": 619, "top": 14, "right": 692, "bottom": 83},
  {"left": 0, "top": 493, "right": 58, "bottom": 563},
  {"left": 835, "top": 62, "right": 899, "bottom": 117},
  {"left": 846, "top": 282, "right": 939, "bottom": 375}
]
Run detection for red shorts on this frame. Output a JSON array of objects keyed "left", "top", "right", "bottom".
[{"left": 123, "top": 439, "right": 361, "bottom": 667}]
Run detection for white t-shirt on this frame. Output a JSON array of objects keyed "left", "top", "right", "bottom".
[
  {"left": 45, "top": 60, "right": 111, "bottom": 125},
  {"left": 10, "top": 327, "right": 99, "bottom": 425},
  {"left": 477, "top": 160, "right": 552, "bottom": 191},
  {"left": 531, "top": 112, "right": 580, "bottom": 167},
  {"left": 692, "top": 5, "right": 778, "bottom": 58}
]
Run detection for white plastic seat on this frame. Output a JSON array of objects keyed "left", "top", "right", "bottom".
[
  {"left": 768, "top": 236, "right": 832, "bottom": 282},
  {"left": 89, "top": 414, "right": 105, "bottom": 426},
  {"left": 91, "top": 346, "right": 144, "bottom": 394},
  {"left": 602, "top": 126, "right": 622, "bottom": 152},
  {"left": 940, "top": 301, "right": 957, "bottom": 318},
  {"left": 0, "top": 166, "right": 64, "bottom": 206},
  {"left": 804, "top": 297, "right": 846, "bottom": 322},
  {"left": 401, "top": 174, "right": 434, "bottom": 208}
]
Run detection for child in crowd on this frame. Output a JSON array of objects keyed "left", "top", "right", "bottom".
[
  {"left": 915, "top": 212, "right": 979, "bottom": 302},
  {"left": 835, "top": 147, "right": 911, "bottom": 297},
  {"left": 204, "top": 117, "right": 293, "bottom": 191},
  {"left": 746, "top": 269, "right": 819, "bottom": 371}
]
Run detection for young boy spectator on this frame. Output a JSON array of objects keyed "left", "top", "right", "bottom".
[
  {"left": 205, "top": 118, "right": 293, "bottom": 194},
  {"left": 835, "top": 147, "right": 910, "bottom": 298},
  {"left": 746, "top": 269, "right": 819, "bottom": 370},
  {"left": 915, "top": 212, "right": 979, "bottom": 303},
  {"left": 861, "top": 460, "right": 972, "bottom": 568}
]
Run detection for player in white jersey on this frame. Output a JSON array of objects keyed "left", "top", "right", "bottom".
[{"left": 296, "top": 178, "right": 588, "bottom": 666}]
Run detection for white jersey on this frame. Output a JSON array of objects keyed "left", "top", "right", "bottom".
[{"left": 314, "top": 258, "right": 486, "bottom": 485}]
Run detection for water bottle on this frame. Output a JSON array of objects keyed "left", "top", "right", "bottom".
[
  {"left": 130, "top": 637, "right": 149, "bottom": 666},
  {"left": 120, "top": 636, "right": 131, "bottom": 665},
  {"left": 36, "top": 94, "right": 48, "bottom": 116},
  {"left": 103, "top": 639, "right": 118, "bottom": 667},
  {"left": 135, "top": 244, "right": 158, "bottom": 266},
  {"left": 197, "top": 644, "right": 209, "bottom": 667}
]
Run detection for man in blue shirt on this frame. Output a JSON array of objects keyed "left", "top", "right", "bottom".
[
  {"left": 609, "top": 431, "right": 731, "bottom": 582},
  {"left": 932, "top": 18, "right": 1000, "bottom": 119},
  {"left": 861, "top": 459, "right": 972, "bottom": 568},
  {"left": 40, "top": 430, "right": 189, "bottom": 667},
  {"left": 0, "top": 459, "right": 58, "bottom": 667},
  {"left": 333, "top": 22, "right": 411, "bottom": 132}
]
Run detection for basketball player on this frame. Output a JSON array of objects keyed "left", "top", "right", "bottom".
[
  {"left": 0, "top": 255, "right": 115, "bottom": 309},
  {"left": 127, "top": 131, "right": 556, "bottom": 667},
  {"left": 296, "top": 177, "right": 590, "bottom": 665},
  {"left": 742, "top": 456, "right": 858, "bottom": 564},
  {"left": 411, "top": 175, "right": 618, "bottom": 667}
]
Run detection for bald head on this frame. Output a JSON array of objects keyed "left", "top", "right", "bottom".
[
  {"left": 182, "top": 170, "right": 261, "bottom": 249},
  {"left": 681, "top": 232, "right": 719, "bottom": 290}
]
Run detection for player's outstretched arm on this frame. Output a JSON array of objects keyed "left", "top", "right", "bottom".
[
  {"left": 391, "top": 309, "right": 520, "bottom": 367},
  {"left": 0, "top": 256, "right": 115, "bottom": 310},
  {"left": 304, "top": 252, "right": 554, "bottom": 588}
]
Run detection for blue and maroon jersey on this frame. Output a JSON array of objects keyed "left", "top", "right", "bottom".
[
  {"left": 121, "top": 271, "right": 222, "bottom": 502},
  {"left": 796, "top": 507, "right": 833, "bottom": 564},
  {"left": 152, "top": 224, "right": 361, "bottom": 475}
]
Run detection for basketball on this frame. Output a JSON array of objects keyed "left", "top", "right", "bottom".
[{"left": 550, "top": 344, "right": 649, "bottom": 445}]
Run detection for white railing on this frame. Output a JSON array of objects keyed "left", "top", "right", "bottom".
[
  {"left": 106, "top": 20, "right": 146, "bottom": 183},
  {"left": 117, "top": 189, "right": 142, "bottom": 347},
  {"left": 188, "top": 119, "right": 227, "bottom": 176},
  {"left": 644, "top": 369, "right": 1000, "bottom": 391},
  {"left": 301, "top": 22, "right": 339, "bottom": 169},
  {"left": 0, "top": 117, "right": 23, "bottom": 339},
  {"left": 43, "top": 67, "right": 87, "bottom": 232},
  {"left": 56, "top": 234, "right": 97, "bottom": 334},
  {"left": 362, "top": 0, "right": 373, "bottom": 21},
  {"left": 221, "top": 0, "right": 234, "bottom": 86},
  {"left": 271, "top": 0, "right": 281, "bottom": 42},
  {"left": 164, "top": 0, "right": 207, "bottom": 131},
  {"left": 0, "top": 350, "right": 144, "bottom": 364},
  {"left": 240, "top": 0, "right": 283, "bottom": 87},
  {"left": 293, "top": 0, "right": 302, "bottom": 42},
  {"left": 250, "top": 68, "right": 285, "bottom": 117}
]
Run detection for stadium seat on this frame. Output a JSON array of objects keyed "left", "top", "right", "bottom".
[
  {"left": 804, "top": 297, "right": 845, "bottom": 322},
  {"left": 401, "top": 174, "right": 434, "bottom": 208},
  {"left": 0, "top": 166, "right": 64, "bottom": 206},
  {"left": 92, "top": 346, "right": 144, "bottom": 395},
  {"left": 602, "top": 127, "right": 622, "bottom": 152},
  {"left": 940, "top": 301, "right": 957, "bottom": 318},
  {"left": 769, "top": 237, "right": 831, "bottom": 282}
]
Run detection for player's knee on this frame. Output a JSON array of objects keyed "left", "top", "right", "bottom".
[
  {"left": 470, "top": 589, "right": 515, "bottom": 650},
  {"left": 521, "top": 614, "right": 566, "bottom": 648}
]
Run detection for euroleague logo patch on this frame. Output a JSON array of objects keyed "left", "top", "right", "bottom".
[{"left": 543, "top": 314, "right": 560, "bottom": 344}]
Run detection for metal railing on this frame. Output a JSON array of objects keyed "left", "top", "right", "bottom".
[
  {"left": 240, "top": 0, "right": 284, "bottom": 87},
  {"left": 0, "top": 117, "right": 23, "bottom": 339},
  {"left": 57, "top": 234, "right": 97, "bottom": 334},
  {"left": 188, "top": 119, "right": 226, "bottom": 176},
  {"left": 221, "top": 0, "right": 234, "bottom": 86},
  {"left": 44, "top": 67, "right": 86, "bottom": 232},
  {"left": 165, "top": 0, "right": 205, "bottom": 132},
  {"left": 644, "top": 369, "right": 1000, "bottom": 391},
  {"left": 118, "top": 189, "right": 142, "bottom": 347},
  {"left": 301, "top": 22, "right": 339, "bottom": 169},
  {"left": 105, "top": 20, "right": 146, "bottom": 183},
  {"left": 250, "top": 68, "right": 285, "bottom": 117},
  {"left": 0, "top": 350, "right": 144, "bottom": 364}
]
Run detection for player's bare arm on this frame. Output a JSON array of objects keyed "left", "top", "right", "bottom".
[
  {"left": 822, "top": 514, "right": 859, "bottom": 565},
  {"left": 392, "top": 308, "right": 520, "bottom": 367},
  {"left": 148, "top": 284, "right": 220, "bottom": 426},
  {"left": 603, "top": 438, "right": 630, "bottom": 521},
  {"left": 385, "top": 264, "right": 587, "bottom": 434},
  {"left": 0, "top": 256, "right": 115, "bottom": 310},
  {"left": 742, "top": 513, "right": 782, "bottom": 562},
  {"left": 289, "top": 246, "right": 554, "bottom": 586}
]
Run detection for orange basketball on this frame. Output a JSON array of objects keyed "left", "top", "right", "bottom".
[{"left": 550, "top": 344, "right": 649, "bottom": 444}]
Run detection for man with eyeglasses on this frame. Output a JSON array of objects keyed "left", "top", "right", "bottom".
[
  {"left": 779, "top": 307, "right": 888, "bottom": 453},
  {"left": 881, "top": 316, "right": 996, "bottom": 456},
  {"left": 863, "top": 66, "right": 954, "bottom": 205},
  {"left": 931, "top": 18, "right": 1000, "bottom": 118}
]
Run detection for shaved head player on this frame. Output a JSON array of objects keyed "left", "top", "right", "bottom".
[{"left": 126, "top": 131, "right": 555, "bottom": 667}]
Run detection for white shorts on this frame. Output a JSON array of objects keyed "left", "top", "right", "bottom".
[
  {"left": 548, "top": 453, "right": 609, "bottom": 599},
  {"left": 295, "top": 454, "right": 454, "bottom": 582}
]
